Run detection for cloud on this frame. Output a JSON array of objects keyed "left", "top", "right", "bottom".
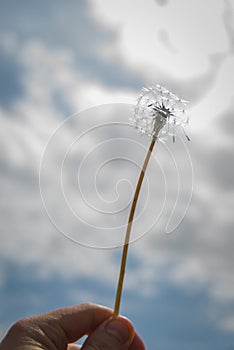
[
  {"left": 154, "top": 0, "right": 170, "bottom": 6},
  {"left": 89, "top": 0, "right": 229, "bottom": 79},
  {"left": 222, "top": 0, "right": 234, "bottom": 53},
  {"left": 0, "top": 0, "right": 143, "bottom": 105},
  {"left": 220, "top": 316, "right": 234, "bottom": 333},
  {"left": 215, "top": 104, "right": 234, "bottom": 139},
  {"left": 0, "top": 40, "right": 129, "bottom": 282}
]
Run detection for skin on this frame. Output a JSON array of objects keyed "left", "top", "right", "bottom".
[{"left": 0, "top": 303, "right": 145, "bottom": 350}]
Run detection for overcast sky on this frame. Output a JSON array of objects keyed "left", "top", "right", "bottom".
[{"left": 0, "top": 1, "right": 234, "bottom": 349}]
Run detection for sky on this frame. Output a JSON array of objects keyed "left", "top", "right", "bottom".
[{"left": 0, "top": 0, "right": 234, "bottom": 349}]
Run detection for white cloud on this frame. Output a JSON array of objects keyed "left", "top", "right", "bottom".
[
  {"left": 0, "top": 40, "right": 145, "bottom": 309},
  {"left": 219, "top": 316, "right": 234, "bottom": 333},
  {"left": 189, "top": 55, "right": 234, "bottom": 134},
  {"left": 89, "top": 0, "right": 229, "bottom": 79},
  {"left": 0, "top": 39, "right": 131, "bottom": 283},
  {"left": 75, "top": 82, "right": 136, "bottom": 111},
  {"left": 18, "top": 39, "right": 137, "bottom": 112}
]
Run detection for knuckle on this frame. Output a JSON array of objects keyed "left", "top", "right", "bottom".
[{"left": 8, "top": 318, "right": 30, "bottom": 336}]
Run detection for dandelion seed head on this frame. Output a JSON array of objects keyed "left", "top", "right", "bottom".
[{"left": 131, "top": 84, "right": 189, "bottom": 141}]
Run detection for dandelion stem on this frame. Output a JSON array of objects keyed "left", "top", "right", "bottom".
[{"left": 113, "top": 137, "right": 156, "bottom": 315}]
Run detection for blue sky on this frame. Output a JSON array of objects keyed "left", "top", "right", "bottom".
[{"left": 0, "top": 0, "right": 234, "bottom": 349}]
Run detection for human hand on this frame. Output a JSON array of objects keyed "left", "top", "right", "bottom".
[{"left": 0, "top": 303, "right": 145, "bottom": 350}]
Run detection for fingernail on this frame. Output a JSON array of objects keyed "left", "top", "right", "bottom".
[{"left": 105, "top": 317, "right": 132, "bottom": 344}]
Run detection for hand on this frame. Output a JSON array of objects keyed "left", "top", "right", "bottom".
[{"left": 0, "top": 303, "right": 145, "bottom": 350}]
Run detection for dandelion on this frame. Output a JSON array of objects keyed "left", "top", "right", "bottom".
[
  {"left": 130, "top": 84, "right": 190, "bottom": 142},
  {"left": 113, "top": 84, "right": 190, "bottom": 315}
]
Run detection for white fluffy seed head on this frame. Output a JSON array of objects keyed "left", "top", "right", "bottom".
[{"left": 130, "top": 84, "right": 189, "bottom": 140}]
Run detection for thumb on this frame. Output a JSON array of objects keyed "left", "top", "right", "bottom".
[{"left": 82, "top": 316, "right": 135, "bottom": 350}]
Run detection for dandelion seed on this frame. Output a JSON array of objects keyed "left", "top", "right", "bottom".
[
  {"left": 131, "top": 84, "right": 190, "bottom": 142},
  {"left": 114, "top": 84, "right": 190, "bottom": 316}
]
